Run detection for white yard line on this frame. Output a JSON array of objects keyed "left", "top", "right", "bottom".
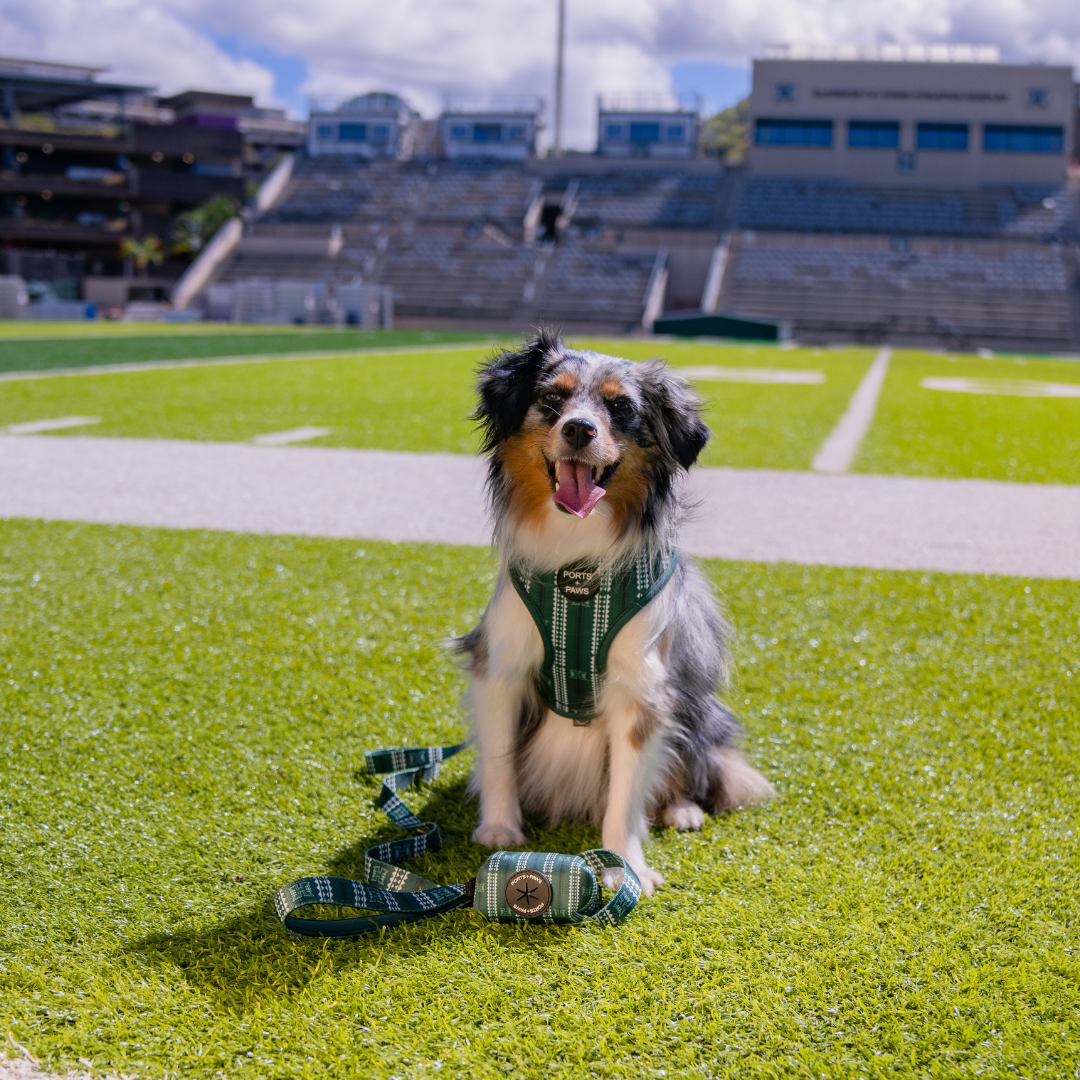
[
  {"left": 4, "top": 434, "right": 1080, "bottom": 580},
  {"left": 812, "top": 346, "right": 892, "bottom": 474},
  {"left": 2, "top": 416, "right": 100, "bottom": 435},
  {"left": 0, "top": 340, "right": 504, "bottom": 383},
  {"left": 251, "top": 426, "right": 333, "bottom": 446}
]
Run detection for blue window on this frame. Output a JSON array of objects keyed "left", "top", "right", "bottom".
[
  {"left": 917, "top": 123, "right": 968, "bottom": 151},
  {"left": 755, "top": 118, "right": 833, "bottom": 146},
  {"left": 338, "top": 123, "right": 367, "bottom": 141},
  {"left": 666, "top": 124, "right": 685, "bottom": 141},
  {"left": 371, "top": 124, "right": 390, "bottom": 144},
  {"left": 605, "top": 123, "right": 623, "bottom": 139},
  {"left": 848, "top": 120, "right": 899, "bottom": 148},
  {"left": 473, "top": 123, "right": 503, "bottom": 143},
  {"left": 629, "top": 122, "right": 661, "bottom": 143},
  {"left": 507, "top": 125, "right": 525, "bottom": 141},
  {"left": 450, "top": 125, "right": 467, "bottom": 140},
  {"left": 984, "top": 124, "right": 1063, "bottom": 153},
  {"left": 316, "top": 125, "right": 334, "bottom": 139}
]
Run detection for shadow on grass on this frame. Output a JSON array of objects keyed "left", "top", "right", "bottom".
[{"left": 131, "top": 778, "right": 604, "bottom": 1011}]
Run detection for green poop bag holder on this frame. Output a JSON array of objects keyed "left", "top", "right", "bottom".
[{"left": 273, "top": 743, "right": 641, "bottom": 938}]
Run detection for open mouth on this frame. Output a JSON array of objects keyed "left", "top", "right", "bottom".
[{"left": 545, "top": 457, "right": 619, "bottom": 518}]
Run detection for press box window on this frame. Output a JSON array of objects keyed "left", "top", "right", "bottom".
[
  {"left": 666, "top": 124, "right": 685, "bottom": 142},
  {"left": 371, "top": 125, "right": 390, "bottom": 145},
  {"left": 605, "top": 124, "right": 623, "bottom": 139},
  {"left": 629, "top": 122, "right": 661, "bottom": 143},
  {"left": 473, "top": 124, "right": 503, "bottom": 143},
  {"left": 848, "top": 121, "right": 899, "bottom": 148},
  {"left": 507, "top": 125, "right": 525, "bottom": 141},
  {"left": 316, "top": 125, "right": 334, "bottom": 139},
  {"left": 755, "top": 118, "right": 833, "bottom": 147},
  {"left": 338, "top": 123, "right": 367, "bottom": 141},
  {"left": 983, "top": 125, "right": 1063, "bottom": 153},
  {"left": 450, "top": 125, "right": 467, "bottom": 140},
  {"left": 917, "top": 123, "right": 968, "bottom": 151}
]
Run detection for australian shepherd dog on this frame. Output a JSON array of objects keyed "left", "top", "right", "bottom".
[{"left": 457, "top": 329, "right": 773, "bottom": 894}]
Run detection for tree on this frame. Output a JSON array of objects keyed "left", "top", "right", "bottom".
[
  {"left": 171, "top": 194, "right": 241, "bottom": 255},
  {"left": 701, "top": 97, "right": 749, "bottom": 162},
  {"left": 120, "top": 235, "right": 163, "bottom": 275}
]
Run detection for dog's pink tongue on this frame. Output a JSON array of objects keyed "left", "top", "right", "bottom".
[{"left": 554, "top": 460, "right": 606, "bottom": 518}]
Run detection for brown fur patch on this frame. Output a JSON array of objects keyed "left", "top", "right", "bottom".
[
  {"left": 553, "top": 373, "right": 579, "bottom": 393},
  {"left": 602, "top": 441, "right": 654, "bottom": 537},
  {"left": 600, "top": 379, "right": 624, "bottom": 397},
  {"left": 627, "top": 704, "right": 661, "bottom": 751},
  {"left": 498, "top": 429, "right": 553, "bottom": 529}
]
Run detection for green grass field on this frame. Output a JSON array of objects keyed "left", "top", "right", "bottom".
[
  {"left": 1, "top": 520, "right": 1077, "bottom": 1079},
  {"left": 0, "top": 327, "right": 495, "bottom": 375},
  {"left": 857, "top": 350, "right": 1080, "bottom": 485},
  {"left": 4, "top": 326, "right": 1080, "bottom": 481},
  {"left": 0, "top": 336, "right": 874, "bottom": 470}
]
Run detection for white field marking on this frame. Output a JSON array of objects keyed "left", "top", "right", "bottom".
[
  {"left": 3, "top": 416, "right": 100, "bottom": 435},
  {"left": 675, "top": 365, "right": 825, "bottom": 384},
  {"left": 812, "top": 346, "right": 892, "bottom": 474},
  {"left": 0, "top": 340, "right": 505, "bottom": 383},
  {"left": 251, "top": 426, "right": 333, "bottom": 446},
  {"left": 922, "top": 377, "right": 1080, "bottom": 398}
]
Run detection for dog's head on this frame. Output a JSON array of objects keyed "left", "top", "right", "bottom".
[{"left": 474, "top": 329, "right": 710, "bottom": 538}]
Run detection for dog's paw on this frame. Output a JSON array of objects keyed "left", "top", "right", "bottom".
[
  {"left": 472, "top": 822, "right": 526, "bottom": 849},
  {"left": 602, "top": 864, "right": 664, "bottom": 897},
  {"left": 661, "top": 799, "right": 706, "bottom": 831}
]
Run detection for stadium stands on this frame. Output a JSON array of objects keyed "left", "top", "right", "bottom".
[
  {"left": 195, "top": 153, "right": 1079, "bottom": 346},
  {"left": 719, "top": 232, "right": 1077, "bottom": 349},
  {"left": 737, "top": 177, "right": 1074, "bottom": 241}
]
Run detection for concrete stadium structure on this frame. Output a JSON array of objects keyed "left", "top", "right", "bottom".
[{"left": 178, "top": 49, "right": 1080, "bottom": 350}]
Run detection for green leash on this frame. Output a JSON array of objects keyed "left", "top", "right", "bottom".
[{"left": 273, "top": 743, "right": 642, "bottom": 938}]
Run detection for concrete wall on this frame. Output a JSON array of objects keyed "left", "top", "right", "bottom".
[{"left": 748, "top": 58, "right": 1073, "bottom": 186}]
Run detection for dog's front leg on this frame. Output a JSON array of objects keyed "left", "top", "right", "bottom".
[
  {"left": 470, "top": 671, "right": 527, "bottom": 848},
  {"left": 600, "top": 698, "right": 665, "bottom": 896}
]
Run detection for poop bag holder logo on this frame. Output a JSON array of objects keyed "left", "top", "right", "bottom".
[{"left": 273, "top": 743, "right": 641, "bottom": 938}]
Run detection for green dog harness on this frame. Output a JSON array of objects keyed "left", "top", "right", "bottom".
[
  {"left": 509, "top": 549, "right": 679, "bottom": 724},
  {"left": 273, "top": 743, "right": 641, "bottom": 938}
]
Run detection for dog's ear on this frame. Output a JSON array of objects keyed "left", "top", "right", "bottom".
[
  {"left": 639, "top": 359, "right": 711, "bottom": 470},
  {"left": 474, "top": 328, "right": 562, "bottom": 452}
]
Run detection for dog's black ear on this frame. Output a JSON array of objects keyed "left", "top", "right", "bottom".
[
  {"left": 474, "top": 328, "right": 562, "bottom": 452},
  {"left": 639, "top": 359, "right": 711, "bottom": 470}
]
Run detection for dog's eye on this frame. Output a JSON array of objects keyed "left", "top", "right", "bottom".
[
  {"left": 607, "top": 397, "right": 632, "bottom": 412},
  {"left": 540, "top": 391, "right": 563, "bottom": 406}
]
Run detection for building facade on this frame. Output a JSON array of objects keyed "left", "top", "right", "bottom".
[
  {"left": 438, "top": 110, "right": 540, "bottom": 160},
  {"left": 747, "top": 48, "right": 1074, "bottom": 186},
  {"left": 307, "top": 93, "right": 418, "bottom": 159},
  {"left": 597, "top": 106, "right": 699, "bottom": 158}
]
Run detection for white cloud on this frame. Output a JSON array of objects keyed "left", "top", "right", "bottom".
[{"left": 2, "top": 0, "right": 1077, "bottom": 149}]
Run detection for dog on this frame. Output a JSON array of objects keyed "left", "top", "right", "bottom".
[{"left": 456, "top": 329, "right": 773, "bottom": 894}]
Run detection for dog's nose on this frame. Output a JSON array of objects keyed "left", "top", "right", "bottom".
[{"left": 562, "top": 418, "right": 597, "bottom": 450}]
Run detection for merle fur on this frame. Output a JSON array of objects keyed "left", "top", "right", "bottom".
[{"left": 464, "top": 331, "right": 747, "bottom": 815}]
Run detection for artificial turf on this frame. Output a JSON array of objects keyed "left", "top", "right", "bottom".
[
  {"left": 1, "top": 519, "right": 1077, "bottom": 1079},
  {"left": 0, "top": 339, "right": 874, "bottom": 470},
  {"left": 0, "top": 328, "right": 495, "bottom": 375},
  {"left": 856, "top": 350, "right": 1080, "bottom": 485}
]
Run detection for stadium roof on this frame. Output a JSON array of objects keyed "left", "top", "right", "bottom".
[
  {"left": 763, "top": 43, "right": 1002, "bottom": 63},
  {"left": 0, "top": 55, "right": 150, "bottom": 115}
]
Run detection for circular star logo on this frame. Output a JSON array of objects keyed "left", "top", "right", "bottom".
[{"left": 504, "top": 869, "right": 553, "bottom": 918}]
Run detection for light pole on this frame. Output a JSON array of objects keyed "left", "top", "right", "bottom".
[{"left": 553, "top": 0, "right": 565, "bottom": 156}]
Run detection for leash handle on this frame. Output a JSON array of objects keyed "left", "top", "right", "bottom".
[{"left": 272, "top": 742, "right": 642, "bottom": 938}]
